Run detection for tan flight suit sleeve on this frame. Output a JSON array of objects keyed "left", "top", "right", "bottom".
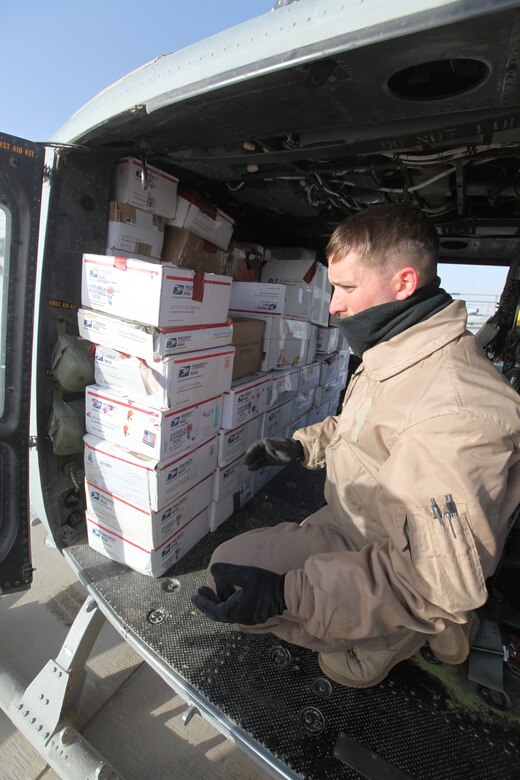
[
  {"left": 284, "top": 413, "right": 520, "bottom": 641},
  {"left": 292, "top": 416, "right": 340, "bottom": 469}
]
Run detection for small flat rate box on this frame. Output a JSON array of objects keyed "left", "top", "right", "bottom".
[
  {"left": 221, "top": 373, "right": 271, "bottom": 430},
  {"left": 81, "top": 254, "right": 232, "bottom": 328}
]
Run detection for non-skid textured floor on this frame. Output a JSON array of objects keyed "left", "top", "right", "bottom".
[{"left": 69, "top": 464, "right": 520, "bottom": 780}]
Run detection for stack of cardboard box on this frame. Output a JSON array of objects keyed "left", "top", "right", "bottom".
[
  {"left": 79, "top": 251, "right": 235, "bottom": 576},
  {"left": 77, "top": 156, "right": 351, "bottom": 574},
  {"left": 205, "top": 250, "right": 350, "bottom": 530}
]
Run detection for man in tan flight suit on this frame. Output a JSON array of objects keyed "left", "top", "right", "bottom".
[{"left": 192, "top": 203, "right": 520, "bottom": 688}]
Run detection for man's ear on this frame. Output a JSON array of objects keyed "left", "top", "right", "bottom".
[{"left": 394, "top": 266, "right": 419, "bottom": 300}]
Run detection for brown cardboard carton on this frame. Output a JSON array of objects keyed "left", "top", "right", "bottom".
[
  {"left": 227, "top": 242, "right": 266, "bottom": 281},
  {"left": 161, "top": 226, "right": 229, "bottom": 274},
  {"left": 231, "top": 318, "right": 266, "bottom": 380}
]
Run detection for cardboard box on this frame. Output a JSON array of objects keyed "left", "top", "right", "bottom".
[
  {"left": 83, "top": 433, "right": 217, "bottom": 511},
  {"left": 112, "top": 157, "right": 179, "bottom": 220},
  {"left": 217, "top": 413, "right": 263, "bottom": 467},
  {"left": 107, "top": 202, "right": 165, "bottom": 259},
  {"left": 308, "top": 401, "right": 331, "bottom": 426},
  {"left": 85, "top": 472, "right": 212, "bottom": 549},
  {"left": 221, "top": 373, "right": 271, "bottom": 430},
  {"left": 227, "top": 242, "right": 266, "bottom": 282},
  {"left": 237, "top": 315, "right": 310, "bottom": 372},
  {"left": 209, "top": 476, "right": 255, "bottom": 532},
  {"left": 85, "top": 385, "right": 222, "bottom": 459},
  {"left": 306, "top": 324, "right": 318, "bottom": 364},
  {"left": 261, "top": 318, "right": 310, "bottom": 372},
  {"left": 319, "top": 352, "right": 342, "bottom": 386},
  {"left": 285, "top": 411, "right": 310, "bottom": 439},
  {"left": 82, "top": 254, "right": 232, "bottom": 328},
  {"left": 213, "top": 453, "right": 251, "bottom": 502},
  {"left": 171, "top": 193, "right": 235, "bottom": 250},
  {"left": 262, "top": 400, "right": 293, "bottom": 438},
  {"left": 292, "top": 389, "right": 315, "bottom": 419},
  {"left": 87, "top": 506, "right": 209, "bottom": 577},
  {"left": 161, "top": 226, "right": 229, "bottom": 274},
  {"left": 228, "top": 282, "right": 286, "bottom": 317},
  {"left": 231, "top": 318, "right": 266, "bottom": 380},
  {"left": 313, "top": 381, "right": 341, "bottom": 409},
  {"left": 262, "top": 336, "right": 308, "bottom": 372},
  {"left": 94, "top": 345, "right": 234, "bottom": 410},
  {"left": 261, "top": 253, "right": 332, "bottom": 326},
  {"left": 316, "top": 326, "right": 340, "bottom": 355},
  {"left": 270, "top": 368, "right": 299, "bottom": 408},
  {"left": 298, "top": 362, "right": 321, "bottom": 393},
  {"left": 78, "top": 308, "right": 233, "bottom": 363}
]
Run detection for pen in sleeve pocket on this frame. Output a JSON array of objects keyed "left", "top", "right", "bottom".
[
  {"left": 431, "top": 498, "right": 446, "bottom": 531},
  {"left": 444, "top": 494, "right": 458, "bottom": 538}
]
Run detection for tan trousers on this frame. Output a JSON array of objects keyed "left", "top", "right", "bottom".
[{"left": 207, "top": 505, "right": 417, "bottom": 653}]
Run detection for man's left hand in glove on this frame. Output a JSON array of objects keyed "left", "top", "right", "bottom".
[{"left": 192, "top": 563, "right": 287, "bottom": 625}]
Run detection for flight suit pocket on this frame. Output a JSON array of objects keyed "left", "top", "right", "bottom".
[
  {"left": 391, "top": 502, "right": 488, "bottom": 614},
  {"left": 324, "top": 436, "right": 387, "bottom": 544}
]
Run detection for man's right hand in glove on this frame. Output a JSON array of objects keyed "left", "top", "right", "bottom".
[{"left": 244, "top": 437, "right": 304, "bottom": 471}]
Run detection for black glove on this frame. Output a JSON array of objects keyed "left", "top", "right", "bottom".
[
  {"left": 244, "top": 437, "right": 304, "bottom": 471},
  {"left": 191, "top": 562, "right": 287, "bottom": 625}
]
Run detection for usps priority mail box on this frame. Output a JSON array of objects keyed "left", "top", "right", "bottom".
[
  {"left": 209, "top": 476, "right": 255, "bottom": 532},
  {"left": 216, "top": 413, "right": 263, "bottom": 467},
  {"left": 82, "top": 254, "right": 232, "bottom": 328},
  {"left": 94, "top": 344, "right": 234, "bottom": 410},
  {"left": 85, "top": 472, "right": 212, "bottom": 549},
  {"left": 221, "top": 373, "right": 271, "bottom": 429},
  {"left": 85, "top": 385, "right": 222, "bottom": 460},
  {"left": 78, "top": 308, "right": 233, "bottom": 362},
  {"left": 87, "top": 505, "right": 209, "bottom": 577},
  {"left": 83, "top": 433, "right": 217, "bottom": 511}
]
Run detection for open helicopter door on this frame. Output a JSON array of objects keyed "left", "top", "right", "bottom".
[{"left": 0, "top": 132, "right": 44, "bottom": 594}]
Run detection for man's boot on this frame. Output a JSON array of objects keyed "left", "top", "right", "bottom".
[
  {"left": 428, "top": 612, "right": 480, "bottom": 664},
  {"left": 318, "top": 631, "right": 426, "bottom": 688}
]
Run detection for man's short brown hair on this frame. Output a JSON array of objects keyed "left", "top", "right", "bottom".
[{"left": 326, "top": 203, "right": 439, "bottom": 284}]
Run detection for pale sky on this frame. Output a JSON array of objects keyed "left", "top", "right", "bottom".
[
  {"left": 439, "top": 263, "right": 507, "bottom": 303},
  {"left": 0, "top": 1, "right": 510, "bottom": 301}
]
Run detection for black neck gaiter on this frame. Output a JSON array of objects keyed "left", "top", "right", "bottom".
[{"left": 338, "top": 276, "right": 453, "bottom": 358}]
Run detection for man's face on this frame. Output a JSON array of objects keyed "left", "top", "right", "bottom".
[{"left": 328, "top": 250, "right": 399, "bottom": 318}]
